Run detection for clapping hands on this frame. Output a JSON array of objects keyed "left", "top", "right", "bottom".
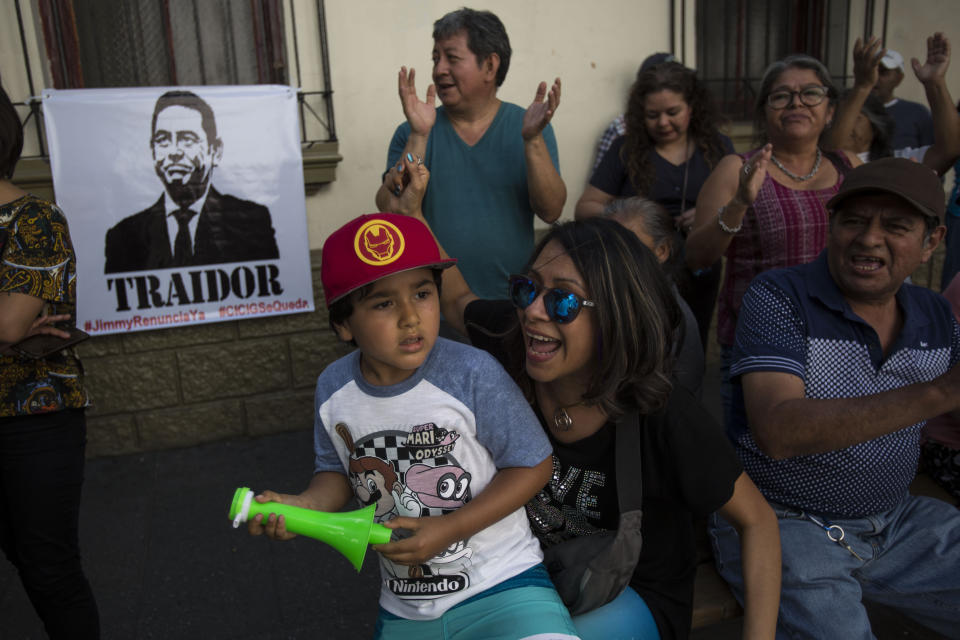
[
  {"left": 522, "top": 78, "right": 561, "bottom": 141},
  {"left": 737, "top": 144, "right": 772, "bottom": 206}
]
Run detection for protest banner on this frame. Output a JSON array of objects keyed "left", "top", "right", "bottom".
[{"left": 43, "top": 85, "right": 314, "bottom": 335}]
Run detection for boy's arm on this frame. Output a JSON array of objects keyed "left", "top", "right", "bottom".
[
  {"left": 374, "top": 455, "right": 552, "bottom": 566},
  {"left": 248, "top": 471, "right": 353, "bottom": 541}
]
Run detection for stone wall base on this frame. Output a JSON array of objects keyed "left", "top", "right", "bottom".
[{"left": 79, "top": 249, "right": 351, "bottom": 457}]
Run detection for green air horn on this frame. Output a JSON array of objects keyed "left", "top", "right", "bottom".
[{"left": 229, "top": 486, "right": 392, "bottom": 571}]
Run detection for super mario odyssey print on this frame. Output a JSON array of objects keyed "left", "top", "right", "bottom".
[{"left": 336, "top": 421, "right": 474, "bottom": 599}]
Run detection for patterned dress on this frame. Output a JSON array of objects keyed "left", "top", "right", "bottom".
[
  {"left": 0, "top": 194, "right": 87, "bottom": 416},
  {"left": 716, "top": 149, "right": 853, "bottom": 347}
]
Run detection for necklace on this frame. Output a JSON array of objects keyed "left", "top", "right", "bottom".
[
  {"left": 553, "top": 407, "right": 573, "bottom": 431},
  {"left": 770, "top": 147, "right": 822, "bottom": 181},
  {"left": 553, "top": 402, "right": 585, "bottom": 432}
]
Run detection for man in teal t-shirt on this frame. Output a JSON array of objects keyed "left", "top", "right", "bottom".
[{"left": 376, "top": 8, "right": 565, "bottom": 300}]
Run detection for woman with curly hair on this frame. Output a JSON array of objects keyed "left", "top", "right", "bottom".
[{"left": 575, "top": 61, "right": 733, "bottom": 350}]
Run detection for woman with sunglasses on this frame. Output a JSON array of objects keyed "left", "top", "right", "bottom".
[
  {"left": 685, "top": 55, "right": 860, "bottom": 425},
  {"left": 393, "top": 156, "right": 780, "bottom": 640}
]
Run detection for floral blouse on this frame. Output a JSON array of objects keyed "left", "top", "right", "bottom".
[{"left": 0, "top": 194, "right": 87, "bottom": 416}]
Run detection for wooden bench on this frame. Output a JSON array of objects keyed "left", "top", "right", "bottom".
[{"left": 692, "top": 561, "right": 743, "bottom": 629}]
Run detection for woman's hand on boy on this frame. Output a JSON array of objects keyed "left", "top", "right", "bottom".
[
  {"left": 396, "top": 156, "right": 430, "bottom": 218},
  {"left": 381, "top": 153, "right": 430, "bottom": 218},
  {"left": 374, "top": 515, "right": 460, "bottom": 566}
]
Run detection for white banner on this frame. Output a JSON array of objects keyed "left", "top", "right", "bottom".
[{"left": 43, "top": 85, "right": 314, "bottom": 335}]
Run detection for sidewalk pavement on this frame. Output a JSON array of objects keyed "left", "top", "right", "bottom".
[{"left": 0, "top": 428, "right": 382, "bottom": 639}]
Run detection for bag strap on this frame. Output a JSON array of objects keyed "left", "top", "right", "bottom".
[{"left": 614, "top": 410, "right": 643, "bottom": 513}]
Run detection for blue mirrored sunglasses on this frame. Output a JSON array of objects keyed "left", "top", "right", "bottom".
[{"left": 508, "top": 275, "right": 596, "bottom": 324}]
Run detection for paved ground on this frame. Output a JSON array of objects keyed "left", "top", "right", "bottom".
[{"left": 0, "top": 428, "right": 382, "bottom": 639}]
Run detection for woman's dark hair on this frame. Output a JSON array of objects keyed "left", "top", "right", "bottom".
[
  {"left": 855, "top": 90, "right": 895, "bottom": 161},
  {"left": 328, "top": 269, "right": 443, "bottom": 345},
  {"left": 622, "top": 61, "right": 727, "bottom": 194},
  {"left": 754, "top": 54, "right": 838, "bottom": 144},
  {"left": 0, "top": 86, "right": 24, "bottom": 179},
  {"left": 433, "top": 8, "right": 511, "bottom": 87},
  {"left": 507, "top": 219, "right": 679, "bottom": 419}
]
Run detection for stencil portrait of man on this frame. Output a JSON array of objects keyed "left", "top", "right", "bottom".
[{"left": 104, "top": 90, "right": 279, "bottom": 273}]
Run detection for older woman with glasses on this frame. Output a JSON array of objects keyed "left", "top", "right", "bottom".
[{"left": 685, "top": 55, "right": 860, "bottom": 424}]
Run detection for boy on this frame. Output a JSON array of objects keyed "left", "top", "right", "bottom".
[{"left": 249, "top": 213, "right": 579, "bottom": 639}]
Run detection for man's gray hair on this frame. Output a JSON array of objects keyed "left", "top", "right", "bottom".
[{"left": 433, "top": 8, "right": 511, "bottom": 87}]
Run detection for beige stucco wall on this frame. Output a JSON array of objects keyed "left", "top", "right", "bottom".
[
  {"left": 3, "top": 0, "right": 960, "bottom": 249},
  {"left": 0, "top": 0, "right": 674, "bottom": 240},
  {"left": 302, "top": 0, "right": 960, "bottom": 247},
  {"left": 304, "top": 0, "right": 674, "bottom": 245}
]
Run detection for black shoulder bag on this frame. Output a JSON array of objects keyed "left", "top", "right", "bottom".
[{"left": 541, "top": 411, "right": 644, "bottom": 615}]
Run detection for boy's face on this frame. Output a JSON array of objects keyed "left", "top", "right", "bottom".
[{"left": 334, "top": 267, "right": 440, "bottom": 386}]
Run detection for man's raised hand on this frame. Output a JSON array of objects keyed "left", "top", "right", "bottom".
[
  {"left": 853, "top": 36, "right": 885, "bottom": 89},
  {"left": 522, "top": 78, "right": 561, "bottom": 141},
  {"left": 398, "top": 66, "right": 437, "bottom": 136},
  {"left": 913, "top": 32, "right": 950, "bottom": 85}
]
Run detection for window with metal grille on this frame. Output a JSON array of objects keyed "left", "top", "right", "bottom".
[
  {"left": 696, "top": 0, "right": 853, "bottom": 122},
  {"left": 40, "top": 0, "right": 288, "bottom": 88},
  {"left": 13, "top": 0, "right": 337, "bottom": 190}
]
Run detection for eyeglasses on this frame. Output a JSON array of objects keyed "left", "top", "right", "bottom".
[
  {"left": 766, "top": 86, "right": 829, "bottom": 109},
  {"left": 508, "top": 275, "right": 596, "bottom": 324}
]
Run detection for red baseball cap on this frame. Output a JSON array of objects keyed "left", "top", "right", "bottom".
[{"left": 320, "top": 213, "right": 457, "bottom": 306}]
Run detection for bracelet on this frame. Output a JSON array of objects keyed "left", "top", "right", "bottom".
[{"left": 717, "top": 205, "right": 743, "bottom": 234}]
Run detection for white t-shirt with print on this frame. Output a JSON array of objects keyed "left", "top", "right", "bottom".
[{"left": 314, "top": 337, "right": 551, "bottom": 620}]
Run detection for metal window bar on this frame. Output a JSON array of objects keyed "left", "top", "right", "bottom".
[
  {"left": 13, "top": 0, "right": 336, "bottom": 160},
  {"left": 14, "top": 0, "right": 45, "bottom": 157},
  {"left": 697, "top": 0, "right": 854, "bottom": 122}
]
